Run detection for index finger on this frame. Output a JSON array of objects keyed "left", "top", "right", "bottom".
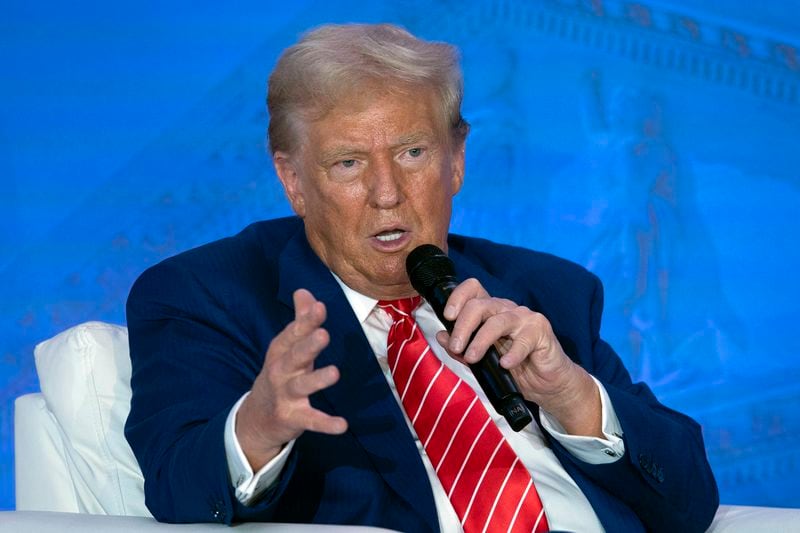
[
  {"left": 292, "top": 288, "right": 327, "bottom": 332},
  {"left": 443, "top": 278, "right": 490, "bottom": 321},
  {"left": 266, "top": 290, "right": 326, "bottom": 358}
]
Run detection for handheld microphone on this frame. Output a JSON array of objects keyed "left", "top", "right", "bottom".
[{"left": 406, "top": 244, "right": 533, "bottom": 432}]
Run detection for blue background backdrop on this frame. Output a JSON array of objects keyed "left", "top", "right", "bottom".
[{"left": 2, "top": 0, "right": 799, "bottom": 511}]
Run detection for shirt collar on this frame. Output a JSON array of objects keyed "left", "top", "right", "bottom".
[{"left": 330, "top": 272, "right": 379, "bottom": 324}]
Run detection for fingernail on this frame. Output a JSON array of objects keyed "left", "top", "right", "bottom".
[
  {"left": 444, "top": 304, "right": 456, "bottom": 319},
  {"left": 451, "top": 338, "right": 463, "bottom": 352}
]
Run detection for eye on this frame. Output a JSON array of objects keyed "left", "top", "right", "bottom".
[
  {"left": 328, "top": 158, "right": 361, "bottom": 182},
  {"left": 408, "top": 147, "right": 423, "bottom": 157}
]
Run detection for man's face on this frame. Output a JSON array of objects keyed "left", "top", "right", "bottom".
[{"left": 274, "top": 87, "right": 465, "bottom": 300}]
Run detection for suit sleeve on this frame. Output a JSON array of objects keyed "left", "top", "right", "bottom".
[
  {"left": 124, "top": 261, "right": 296, "bottom": 524},
  {"left": 548, "top": 274, "right": 719, "bottom": 533}
]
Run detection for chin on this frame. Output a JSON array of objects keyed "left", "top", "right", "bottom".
[
  {"left": 370, "top": 266, "right": 411, "bottom": 290},
  {"left": 380, "top": 269, "right": 410, "bottom": 287}
]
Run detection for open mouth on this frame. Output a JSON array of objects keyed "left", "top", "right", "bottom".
[{"left": 375, "top": 229, "right": 406, "bottom": 243}]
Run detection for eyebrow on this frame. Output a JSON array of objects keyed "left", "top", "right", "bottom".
[
  {"left": 319, "top": 147, "right": 364, "bottom": 165},
  {"left": 395, "top": 131, "right": 433, "bottom": 146}
]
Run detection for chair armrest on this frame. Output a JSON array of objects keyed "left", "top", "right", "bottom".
[
  {"left": 14, "top": 393, "right": 79, "bottom": 512},
  {"left": 0, "top": 511, "right": 400, "bottom": 532},
  {"left": 708, "top": 504, "right": 800, "bottom": 532}
]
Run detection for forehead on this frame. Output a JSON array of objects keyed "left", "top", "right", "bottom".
[{"left": 298, "top": 86, "right": 447, "bottom": 154}]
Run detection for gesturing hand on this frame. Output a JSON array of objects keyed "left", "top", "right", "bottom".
[
  {"left": 237, "top": 289, "right": 348, "bottom": 470},
  {"left": 434, "top": 278, "right": 602, "bottom": 438}
]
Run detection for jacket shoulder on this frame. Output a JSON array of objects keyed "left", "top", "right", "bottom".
[
  {"left": 447, "top": 233, "right": 599, "bottom": 290},
  {"left": 127, "top": 216, "right": 302, "bottom": 310}
]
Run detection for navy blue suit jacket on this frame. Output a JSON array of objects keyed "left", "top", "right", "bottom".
[{"left": 125, "top": 216, "right": 718, "bottom": 532}]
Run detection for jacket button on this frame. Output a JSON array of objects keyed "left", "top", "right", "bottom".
[
  {"left": 211, "top": 501, "right": 226, "bottom": 523},
  {"left": 638, "top": 453, "right": 650, "bottom": 468}
]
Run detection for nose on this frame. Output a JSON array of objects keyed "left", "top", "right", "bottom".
[{"left": 368, "top": 156, "right": 404, "bottom": 209}]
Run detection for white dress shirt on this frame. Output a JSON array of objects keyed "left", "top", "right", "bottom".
[{"left": 224, "top": 279, "right": 625, "bottom": 532}]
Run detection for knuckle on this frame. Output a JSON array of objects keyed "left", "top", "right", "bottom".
[
  {"left": 497, "top": 298, "right": 516, "bottom": 309},
  {"left": 267, "top": 331, "right": 289, "bottom": 354},
  {"left": 541, "top": 316, "right": 555, "bottom": 336},
  {"left": 499, "top": 310, "right": 515, "bottom": 328},
  {"left": 491, "top": 308, "right": 515, "bottom": 328},
  {"left": 530, "top": 311, "right": 549, "bottom": 328},
  {"left": 496, "top": 337, "right": 513, "bottom": 354},
  {"left": 261, "top": 357, "right": 284, "bottom": 383},
  {"left": 291, "top": 319, "right": 306, "bottom": 337},
  {"left": 460, "top": 278, "right": 487, "bottom": 298},
  {"left": 461, "top": 298, "right": 480, "bottom": 316},
  {"left": 484, "top": 312, "right": 506, "bottom": 330},
  {"left": 316, "top": 327, "right": 330, "bottom": 346},
  {"left": 286, "top": 374, "right": 304, "bottom": 396},
  {"left": 286, "top": 340, "right": 304, "bottom": 362},
  {"left": 507, "top": 305, "right": 530, "bottom": 322},
  {"left": 516, "top": 337, "right": 534, "bottom": 356},
  {"left": 465, "top": 277, "right": 481, "bottom": 290}
]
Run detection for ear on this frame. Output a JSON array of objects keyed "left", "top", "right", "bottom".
[
  {"left": 450, "top": 138, "right": 466, "bottom": 196},
  {"left": 273, "top": 151, "right": 306, "bottom": 217}
]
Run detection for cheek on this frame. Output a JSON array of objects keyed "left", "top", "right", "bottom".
[{"left": 312, "top": 187, "right": 368, "bottom": 235}]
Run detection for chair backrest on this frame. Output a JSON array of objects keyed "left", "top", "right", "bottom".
[{"left": 14, "top": 322, "right": 150, "bottom": 516}]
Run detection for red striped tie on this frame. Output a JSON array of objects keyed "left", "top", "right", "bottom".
[{"left": 379, "top": 297, "right": 549, "bottom": 533}]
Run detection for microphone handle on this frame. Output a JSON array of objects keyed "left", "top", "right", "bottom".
[{"left": 426, "top": 282, "right": 533, "bottom": 432}]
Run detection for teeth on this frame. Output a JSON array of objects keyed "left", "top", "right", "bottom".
[{"left": 376, "top": 230, "right": 404, "bottom": 242}]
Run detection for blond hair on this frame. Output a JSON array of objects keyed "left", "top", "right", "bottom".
[{"left": 267, "top": 23, "right": 468, "bottom": 154}]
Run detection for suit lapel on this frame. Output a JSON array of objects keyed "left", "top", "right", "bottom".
[{"left": 276, "top": 226, "right": 438, "bottom": 531}]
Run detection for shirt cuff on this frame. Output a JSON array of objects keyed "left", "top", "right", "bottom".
[
  {"left": 539, "top": 376, "right": 625, "bottom": 464},
  {"left": 224, "top": 392, "right": 295, "bottom": 505}
]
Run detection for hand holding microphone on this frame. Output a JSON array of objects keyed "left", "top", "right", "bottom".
[
  {"left": 406, "top": 244, "right": 533, "bottom": 431},
  {"left": 407, "top": 244, "right": 603, "bottom": 437}
]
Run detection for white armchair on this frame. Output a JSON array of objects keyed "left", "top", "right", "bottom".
[
  {"left": 15, "top": 322, "right": 148, "bottom": 516},
  {"left": 10, "top": 322, "right": 800, "bottom": 532},
  {"left": 10, "top": 322, "right": 395, "bottom": 531}
]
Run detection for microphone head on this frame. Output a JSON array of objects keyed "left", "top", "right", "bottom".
[{"left": 406, "top": 244, "right": 456, "bottom": 297}]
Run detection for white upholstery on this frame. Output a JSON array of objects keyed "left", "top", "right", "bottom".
[
  {"left": 706, "top": 505, "right": 800, "bottom": 532},
  {"left": 15, "top": 393, "right": 82, "bottom": 513},
  {"left": 0, "top": 511, "right": 399, "bottom": 531},
  {"left": 13, "top": 321, "right": 800, "bottom": 532},
  {"left": 18, "top": 322, "right": 148, "bottom": 516}
]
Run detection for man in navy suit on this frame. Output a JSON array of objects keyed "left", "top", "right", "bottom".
[{"left": 125, "top": 24, "right": 718, "bottom": 532}]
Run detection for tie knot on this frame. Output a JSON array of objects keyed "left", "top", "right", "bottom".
[{"left": 378, "top": 296, "right": 422, "bottom": 321}]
